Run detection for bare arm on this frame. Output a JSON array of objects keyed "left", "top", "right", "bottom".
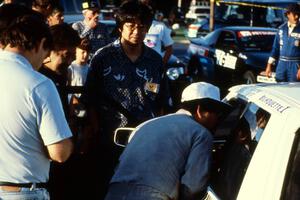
[
  {"left": 264, "top": 63, "right": 273, "bottom": 77},
  {"left": 163, "top": 45, "right": 173, "bottom": 66},
  {"left": 47, "top": 138, "right": 73, "bottom": 163}
]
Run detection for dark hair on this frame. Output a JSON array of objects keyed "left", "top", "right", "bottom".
[
  {"left": 49, "top": 3, "right": 64, "bottom": 15},
  {"left": 115, "top": 0, "right": 153, "bottom": 30},
  {"left": 50, "top": 23, "right": 80, "bottom": 51},
  {"left": 285, "top": 4, "right": 300, "bottom": 16},
  {"left": 0, "top": 13, "right": 53, "bottom": 51},
  {"left": 77, "top": 37, "right": 91, "bottom": 51},
  {"left": 32, "top": 0, "right": 53, "bottom": 7},
  {"left": 0, "top": 4, "right": 42, "bottom": 35},
  {"left": 181, "top": 98, "right": 226, "bottom": 114}
]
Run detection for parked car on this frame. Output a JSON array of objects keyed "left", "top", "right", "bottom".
[
  {"left": 114, "top": 82, "right": 300, "bottom": 200},
  {"left": 183, "top": 26, "right": 277, "bottom": 90},
  {"left": 185, "top": 4, "right": 285, "bottom": 38},
  {"left": 185, "top": 2, "right": 210, "bottom": 24}
]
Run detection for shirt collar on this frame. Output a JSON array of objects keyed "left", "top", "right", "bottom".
[
  {"left": 176, "top": 109, "right": 192, "bottom": 116},
  {"left": 0, "top": 50, "right": 33, "bottom": 70},
  {"left": 288, "top": 21, "right": 298, "bottom": 29},
  {"left": 114, "top": 39, "right": 154, "bottom": 62}
]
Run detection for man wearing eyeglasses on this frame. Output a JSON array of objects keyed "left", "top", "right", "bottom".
[
  {"left": 72, "top": 0, "right": 111, "bottom": 59},
  {"left": 81, "top": 1, "right": 169, "bottom": 198}
]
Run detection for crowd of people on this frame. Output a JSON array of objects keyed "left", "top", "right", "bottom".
[{"left": 0, "top": 0, "right": 299, "bottom": 200}]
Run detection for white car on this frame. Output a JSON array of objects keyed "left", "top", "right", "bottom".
[
  {"left": 208, "top": 82, "right": 300, "bottom": 200},
  {"left": 185, "top": 4, "right": 210, "bottom": 22},
  {"left": 115, "top": 82, "right": 300, "bottom": 200}
]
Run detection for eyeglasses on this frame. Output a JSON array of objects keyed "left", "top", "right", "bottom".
[{"left": 124, "top": 23, "right": 147, "bottom": 31}]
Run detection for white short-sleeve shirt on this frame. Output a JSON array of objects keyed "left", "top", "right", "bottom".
[
  {"left": 144, "top": 20, "right": 174, "bottom": 56},
  {"left": 0, "top": 51, "right": 72, "bottom": 183}
]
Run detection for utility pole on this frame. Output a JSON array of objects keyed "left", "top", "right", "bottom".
[
  {"left": 177, "top": 0, "right": 182, "bottom": 9},
  {"left": 209, "top": 0, "right": 214, "bottom": 32}
]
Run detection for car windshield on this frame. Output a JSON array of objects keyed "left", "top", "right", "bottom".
[{"left": 237, "top": 31, "right": 276, "bottom": 51}]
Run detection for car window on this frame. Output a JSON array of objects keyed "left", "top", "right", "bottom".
[
  {"left": 237, "top": 30, "right": 276, "bottom": 52},
  {"left": 211, "top": 101, "right": 271, "bottom": 200},
  {"left": 281, "top": 129, "right": 300, "bottom": 200},
  {"left": 215, "top": 31, "right": 237, "bottom": 50}
]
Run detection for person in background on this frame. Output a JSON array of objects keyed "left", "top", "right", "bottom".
[
  {"left": 72, "top": 0, "right": 111, "bottom": 58},
  {"left": 0, "top": 11, "right": 73, "bottom": 200},
  {"left": 39, "top": 23, "right": 80, "bottom": 119},
  {"left": 82, "top": 0, "right": 168, "bottom": 198},
  {"left": 67, "top": 37, "right": 91, "bottom": 152},
  {"left": 32, "top": 0, "right": 54, "bottom": 19},
  {"left": 105, "top": 82, "right": 231, "bottom": 200},
  {"left": 68, "top": 37, "right": 90, "bottom": 108},
  {"left": 47, "top": 3, "right": 64, "bottom": 26},
  {"left": 263, "top": 3, "right": 300, "bottom": 82},
  {"left": 38, "top": 22, "right": 80, "bottom": 200},
  {"left": 140, "top": 0, "right": 174, "bottom": 66}
]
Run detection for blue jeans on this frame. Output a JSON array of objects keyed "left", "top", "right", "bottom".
[
  {"left": 105, "top": 183, "right": 170, "bottom": 200},
  {"left": 0, "top": 187, "right": 49, "bottom": 200}
]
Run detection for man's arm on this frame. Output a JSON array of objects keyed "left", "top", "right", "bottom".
[
  {"left": 47, "top": 138, "right": 73, "bottom": 163},
  {"left": 161, "top": 25, "right": 174, "bottom": 66},
  {"left": 262, "top": 29, "right": 280, "bottom": 76},
  {"left": 180, "top": 131, "right": 213, "bottom": 199},
  {"left": 163, "top": 45, "right": 172, "bottom": 66}
]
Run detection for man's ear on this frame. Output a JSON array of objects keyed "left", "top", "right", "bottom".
[{"left": 196, "top": 105, "right": 202, "bottom": 119}]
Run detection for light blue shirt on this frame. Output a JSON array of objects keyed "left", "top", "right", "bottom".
[
  {"left": 111, "top": 109, "right": 213, "bottom": 199},
  {"left": 0, "top": 50, "right": 72, "bottom": 183}
]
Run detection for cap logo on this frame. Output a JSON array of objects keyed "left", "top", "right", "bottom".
[{"left": 82, "top": 2, "right": 89, "bottom": 9}]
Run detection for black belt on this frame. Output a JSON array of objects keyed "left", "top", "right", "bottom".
[{"left": 0, "top": 181, "right": 48, "bottom": 188}]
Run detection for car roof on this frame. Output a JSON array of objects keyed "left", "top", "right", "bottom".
[{"left": 228, "top": 83, "right": 300, "bottom": 112}]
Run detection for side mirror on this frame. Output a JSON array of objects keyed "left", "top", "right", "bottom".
[{"left": 113, "top": 127, "right": 136, "bottom": 147}]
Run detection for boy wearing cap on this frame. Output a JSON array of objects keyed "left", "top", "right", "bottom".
[
  {"left": 105, "top": 82, "right": 231, "bottom": 200},
  {"left": 72, "top": 0, "right": 111, "bottom": 58},
  {"left": 263, "top": 3, "right": 300, "bottom": 82}
]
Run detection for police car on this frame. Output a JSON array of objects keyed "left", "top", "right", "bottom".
[
  {"left": 115, "top": 82, "right": 300, "bottom": 200},
  {"left": 184, "top": 26, "right": 277, "bottom": 88}
]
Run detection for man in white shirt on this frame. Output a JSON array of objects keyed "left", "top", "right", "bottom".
[
  {"left": 0, "top": 10, "right": 73, "bottom": 200},
  {"left": 140, "top": 0, "right": 174, "bottom": 65}
]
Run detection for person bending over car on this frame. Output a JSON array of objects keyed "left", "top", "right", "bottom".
[{"left": 105, "top": 82, "right": 231, "bottom": 200}]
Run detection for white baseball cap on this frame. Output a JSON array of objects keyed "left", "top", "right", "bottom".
[{"left": 181, "top": 82, "right": 231, "bottom": 113}]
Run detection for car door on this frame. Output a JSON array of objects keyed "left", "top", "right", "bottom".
[{"left": 207, "top": 99, "right": 272, "bottom": 200}]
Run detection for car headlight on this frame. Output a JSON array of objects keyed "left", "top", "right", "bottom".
[{"left": 166, "top": 67, "right": 184, "bottom": 80}]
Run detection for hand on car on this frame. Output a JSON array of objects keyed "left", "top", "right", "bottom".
[{"left": 261, "top": 63, "right": 273, "bottom": 77}]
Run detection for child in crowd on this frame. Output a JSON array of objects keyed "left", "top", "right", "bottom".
[
  {"left": 68, "top": 37, "right": 90, "bottom": 151},
  {"left": 68, "top": 37, "right": 90, "bottom": 102}
]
